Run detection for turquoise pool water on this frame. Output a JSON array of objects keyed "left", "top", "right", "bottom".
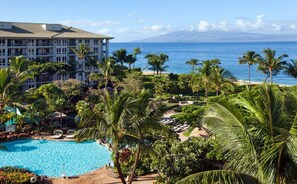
[{"left": 0, "top": 139, "right": 111, "bottom": 177}]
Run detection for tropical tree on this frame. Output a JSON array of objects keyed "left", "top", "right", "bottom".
[
  {"left": 284, "top": 59, "right": 297, "bottom": 79},
  {"left": 238, "top": 51, "right": 260, "bottom": 86},
  {"left": 113, "top": 49, "right": 127, "bottom": 66},
  {"left": 75, "top": 90, "right": 137, "bottom": 184},
  {"left": 178, "top": 85, "right": 297, "bottom": 184},
  {"left": 89, "top": 57, "right": 118, "bottom": 88},
  {"left": 186, "top": 59, "right": 200, "bottom": 73},
  {"left": 257, "top": 48, "right": 288, "bottom": 84},
  {"left": 145, "top": 53, "right": 169, "bottom": 76},
  {"left": 197, "top": 59, "right": 220, "bottom": 98},
  {"left": 0, "top": 68, "right": 13, "bottom": 116},
  {"left": 127, "top": 90, "right": 171, "bottom": 184},
  {"left": 28, "top": 62, "right": 70, "bottom": 87},
  {"left": 71, "top": 43, "right": 91, "bottom": 81},
  {"left": 211, "top": 65, "right": 236, "bottom": 96}
]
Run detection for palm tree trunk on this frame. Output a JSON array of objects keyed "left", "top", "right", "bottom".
[
  {"left": 205, "top": 87, "right": 208, "bottom": 99},
  {"left": 115, "top": 148, "right": 126, "bottom": 184},
  {"left": 248, "top": 64, "right": 251, "bottom": 86},
  {"left": 128, "top": 140, "right": 141, "bottom": 184},
  {"left": 270, "top": 68, "right": 273, "bottom": 84}
]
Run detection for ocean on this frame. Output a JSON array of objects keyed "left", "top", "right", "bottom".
[{"left": 109, "top": 42, "right": 297, "bottom": 85}]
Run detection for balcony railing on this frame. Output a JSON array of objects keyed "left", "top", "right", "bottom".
[
  {"left": 8, "top": 43, "right": 26, "bottom": 47},
  {"left": 9, "top": 53, "right": 27, "bottom": 56},
  {"left": 36, "top": 52, "right": 53, "bottom": 56},
  {"left": 36, "top": 43, "right": 54, "bottom": 47}
]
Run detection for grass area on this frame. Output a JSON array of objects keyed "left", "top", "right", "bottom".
[{"left": 183, "top": 126, "right": 194, "bottom": 137}]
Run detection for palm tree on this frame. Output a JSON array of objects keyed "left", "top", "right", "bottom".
[
  {"left": 75, "top": 90, "right": 138, "bottom": 184},
  {"left": 71, "top": 43, "right": 91, "bottom": 81},
  {"left": 257, "top": 48, "right": 288, "bottom": 84},
  {"left": 284, "top": 59, "right": 297, "bottom": 78},
  {"left": 238, "top": 51, "right": 260, "bottom": 86},
  {"left": 186, "top": 59, "right": 200, "bottom": 73},
  {"left": 113, "top": 49, "right": 127, "bottom": 66},
  {"left": 178, "top": 85, "right": 297, "bottom": 184},
  {"left": 124, "top": 54, "right": 136, "bottom": 70},
  {"left": 211, "top": 65, "right": 236, "bottom": 96},
  {"left": 0, "top": 68, "right": 13, "bottom": 116},
  {"left": 127, "top": 89, "right": 171, "bottom": 184},
  {"left": 145, "top": 53, "right": 169, "bottom": 76},
  {"left": 197, "top": 59, "right": 220, "bottom": 98},
  {"left": 89, "top": 57, "right": 118, "bottom": 88}
]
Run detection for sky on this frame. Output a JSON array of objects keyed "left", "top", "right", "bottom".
[{"left": 2, "top": 0, "right": 297, "bottom": 42}]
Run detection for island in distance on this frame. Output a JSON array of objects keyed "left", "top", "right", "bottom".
[{"left": 135, "top": 31, "right": 297, "bottom": 42}]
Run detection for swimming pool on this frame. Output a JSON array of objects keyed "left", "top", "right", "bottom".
[{"left": 0, "top": 139, "right": 111, "bottom": 177}]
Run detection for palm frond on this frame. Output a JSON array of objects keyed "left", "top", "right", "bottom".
[{"left": 177, "top": 170, "right": 259, "bottom": 184}]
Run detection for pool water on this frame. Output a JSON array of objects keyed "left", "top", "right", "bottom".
[{"left": 0, "top": 139, "right": 111, "bottom": 177}]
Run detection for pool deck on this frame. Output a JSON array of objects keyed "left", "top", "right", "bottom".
[{"left": 48, "top": 167, "right": 157, "bottom": 184}]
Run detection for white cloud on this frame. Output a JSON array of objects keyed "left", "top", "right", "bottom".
[
  {"left": 272, "top": 23, "right": 282, "bottom": 31},
  {"left": 197, "top": 20, "right": 210, "bottom": 31},
  {"left": 290, "top": 24, "right": 296, "bottom": 30},
  {"left": 98, "top": 28, "right": 110, "bottom": 34},
  {"left": 116, "top": 28, "right": 131, "bottom": 33},
  {"left": 60, "top": 19, "right": 120, "bottom": 27},
  {"left": 141, "top": 25, "right": 172, "bottom": 33}
]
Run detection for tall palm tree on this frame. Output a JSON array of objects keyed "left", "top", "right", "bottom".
[
  {"left": 132, "top": 48, "right": 141, "bottom": 69},
  {"left": 284, "top": 59, "right": 297, "bottom": 79},
  {"left": 186, "top": 59, "right": 200, "bottom": 73},
  {"left": 257, "top": 48, "right": 288, "bottom": 84},
  {"left": 145, "top": 53, "right": 169, "bottom": 76},
  {"left": 178, "top": 85, "right": 297, "bottom": 184},
  {"left": 71, "top": 43, "right": 91, "bottom": 81},
  {"left": 127, "top": 89, "right": 171, "bottom": 184},
  {"left": 197, "top": 59, "right": 220, "bottom": 98},
  {"left": 0, "top": 68, "right": 13, "bottom": 116},
  {"left": 238, "top": 51, "right": 260, "bottom": 86},
  {"left": 75, "top": 90, "right": 137, "bottom": 184},
  {"left": 211, "top": 65, "right": 236, "bottom": 96},
  {"left": 113, "top": 49, "right": 127, "bottom": 66},
  {"left": 89, "top": 57, "right": 117, "bottom": 88}
]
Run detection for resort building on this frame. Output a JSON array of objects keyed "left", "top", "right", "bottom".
[{"left": 0, "top": 21, "right": 113, "bottom": 89}]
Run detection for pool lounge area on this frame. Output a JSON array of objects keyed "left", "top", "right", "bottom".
[{"left": 0, "top": 139, "right": 111, "bottom": 177}]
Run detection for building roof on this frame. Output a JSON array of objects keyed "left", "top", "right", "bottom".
[{"left": 0, "top": 22, "right": 114, "bottom": 39}]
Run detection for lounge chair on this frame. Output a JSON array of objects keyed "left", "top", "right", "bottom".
[
  {"left": 65, "top": 129, "right": 76, "bottom": 139},
  {"left": 50, "top": 130, "right": 63, "bottom": 139}
]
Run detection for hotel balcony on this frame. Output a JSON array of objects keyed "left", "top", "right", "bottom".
[
  {"left": 8, "top": 43, "right": 27, "bottom": 47},
  {"left": 36, "top": 52, "right": 53, "bottom": 56},
  {"left": 9, "top": 52, "right": 27, "bottom": 56}
]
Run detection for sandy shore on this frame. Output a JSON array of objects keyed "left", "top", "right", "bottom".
[{"left": 234, "top": 80, "right": 292, "bottom": 87}]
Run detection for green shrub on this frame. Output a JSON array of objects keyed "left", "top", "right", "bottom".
[{"left": 0, "top": 167, "right": 35, "bottom": 184}]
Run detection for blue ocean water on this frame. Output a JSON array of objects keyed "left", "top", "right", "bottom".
[
  {"left": 110, "top": 42, "right": 297, "bottom": 85},
  {"left": 0, "top": 139, "right": 111, "bottom": 177}
]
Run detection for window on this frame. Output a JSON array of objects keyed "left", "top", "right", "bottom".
[
  {"left": 56, "top": 57, "right": 61, "bottom": 62},
  {"left": 85, "top": 40, "right": 90, "bottom": 46},
  {"left": 56, "top": 74, "right": 61, "bottom": 80},
  {"left": 0, "top": 58, "right": 5, "bottom": 66},
  {"left": 56, "top": 40, "right": 61, "bottom": 46},
  {"left": 29, "top": 57, "right": 35, "bottom": 61},
  {"left": 93, "top": 48, "right": 98, "bottom": 53},
  {"left": 62, "top": 48, "right": 67, "bottom": 54},
  {"left": 28, "top": 40, "right": 34, "bottom": 46},
  {"left": 0, "top": 39, "right": 5, "bottom": 46},
  {"left": 62, "top": 56, "right": 67, "bottom": 63},
  {"left": 28, "top": 48, "right": 34, "bottom": 55},
  {"left": 0, "top": 49, "right": 5, "bottom": 56},
  {"left": 79, "top": 40, "right": 82, "bottom": 43},
  {"left": 94, "top": 40, "right": 98, "bottom": 45},
  {"left": 62, "top": 40, "right": 67, "bottom": 46},
  {"left": 56, "top": 48, "right": 61, "bottom": 54}
]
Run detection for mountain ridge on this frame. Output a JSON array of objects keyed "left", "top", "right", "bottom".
[{"left": 134, "top": 31, "right": 297, "bottom": 42}]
